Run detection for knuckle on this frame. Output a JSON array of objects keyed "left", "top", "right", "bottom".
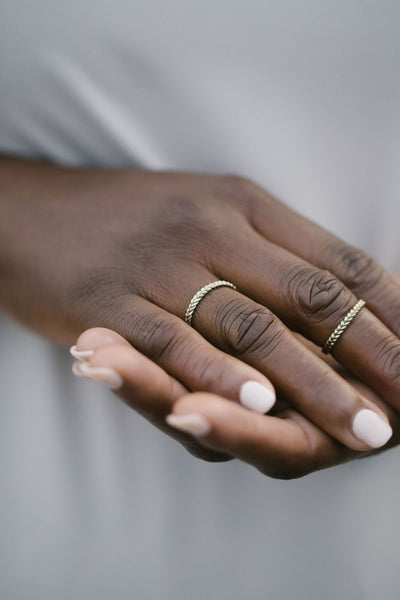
[
  {"left": 217, "top": 174, "right": 262, "bottom": 206},
  {"left": 68, "top": 270, "right": 136, "bottom": 335},
  {"left": 70, "top": 269, "right": 127, "bottom": 317},
  {"left": 217, "top": 299, "right": 284, "bottom": 358},
  {"left": 284, "top": 266, "right": 350, "bottom": 324},
  {"left": 372, "top": 335, "right": 400, "bottom": 387},
  {"left": 307, "top": 369, "right": 334, "bottom": 404},
  {"left": 220, "top": 174, "right": 257, "bottom": 192},
  {"left": 178, "top": 350, "right": 230, "bottom": 390},
  {"left": 193, "top": 353, "right": 232, "bottom": 389},
  {"left": 135, "top": 314, "right": 183, "bottom": 361},
  {"left": 327, "top": 242, "right": 383, "bottom": 292}
]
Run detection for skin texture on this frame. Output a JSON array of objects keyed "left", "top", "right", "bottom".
[
  {"left": 73, "top": 327, "right": 400, "bottom": 478},
  {"left": 1, "top": 156, "right": 400, "bottom": 462}
]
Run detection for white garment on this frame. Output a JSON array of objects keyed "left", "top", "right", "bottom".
[{"left": 1, "top": 2, "right": 400, "bottom": 599}]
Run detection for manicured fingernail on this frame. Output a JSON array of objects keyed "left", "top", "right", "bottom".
[
  {"left": 70, "top": 345, "right": 94, "bottom": 362},
  {"left": 166, "top": 414, "right": 211, "bottom": 437},
  {"left": 72, "top": 361, "right": 85, "bottom": 377},
  {"left": 352, "top": 409, "right": 392, "bottom": 448},
  {"left": 72, "top": 362, "right": 123, "bottom": 390},
  {"left": 239, "top": 380, "right": 276, "bottom": 413}
]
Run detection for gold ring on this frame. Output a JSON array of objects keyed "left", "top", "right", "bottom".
[
  {"left": 185, "top": 280, "right": 237, "bottom": 327},
  {"left": 322, "top": 299, "right": 366, "bottom": 354}
]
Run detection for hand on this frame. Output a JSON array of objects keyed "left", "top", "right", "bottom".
[
  {"left": 2, "top": 158, "right": 399, "bottom": 451},
  {"left": 71, "top": 327, "right": 400, "bottom": 478}
]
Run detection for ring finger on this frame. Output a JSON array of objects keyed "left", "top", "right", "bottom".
[{"left": 138, "top": 266, "right": 393, "bottom": 451}]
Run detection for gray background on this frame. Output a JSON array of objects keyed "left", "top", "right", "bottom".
[{"left": 1, "top": 1, "right": 400, "bottom": 598}]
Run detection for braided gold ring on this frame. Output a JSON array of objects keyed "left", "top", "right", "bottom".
[
  {"left": 322, "top": 299, "right": 366, "bottom": 354},
  {"left": 185, "top": 280, "right": 237, "bottom": 327}
]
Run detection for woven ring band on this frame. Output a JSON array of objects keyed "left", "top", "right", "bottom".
[
  {"left": 185, "top": 280, "right": 237, "bottom": 327},
  {"left": 322, "top": 299, "right": 366, "bottom": 354}
]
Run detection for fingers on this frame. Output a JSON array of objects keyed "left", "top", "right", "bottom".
[
  {"left": 248, "top": 189, "right": 400, "bottom": 337},
  {"left": 208, "top": 222, "right": 400, "bottom": 416},
  {"left": 106, "top": 259, "right": 393, "bottom": 451},
  {"left": 183, "top": 284, "right": 393, "bottom": 450},
  {"left": 72, "top": 328, "right": 186, "bottom": 413},
  {"left": 166, "top": 393, "right": 356, "bottom": 479},
  {"left": 97, "top": 295, "right": 278, "bottom": 415},
  {"left": 71, "top": 327, "right": 131, "bottom": 361},
  {"left": 71, "top": 328, "right": 230, "bottom": 462},
  {"left": 71, "top": 329, "right": 353, "bottom": 476}
]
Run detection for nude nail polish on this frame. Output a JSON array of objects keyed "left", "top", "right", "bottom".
[
  {"left": 70, "top": 345, "right": 94, "bottom": 362},
  {"left": 72, "top": 362, "right": 123, "bottom": 390},
  {"left": 166, "top": 414, "right": 211, "bottom": 437},
  {"left": 352, "top": 409, "right": 393, "bottom": 448},
  {"left": 240, "top": 380, "right": 276, "bottom": 413}
]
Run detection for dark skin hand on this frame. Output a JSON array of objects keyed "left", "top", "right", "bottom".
[
  {"left": 73, "top": 326, "right": 400, "bottom": 478},
  {"left": 1, "top": 156, "right": 400, "bottom": 461}
]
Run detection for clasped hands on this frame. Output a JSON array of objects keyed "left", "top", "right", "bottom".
[
  {"left": 3, "top": 160, "right": 399, "bottom": 479},
  {"left": 64, "top": 170, "right": 400, "bottom": 479}
]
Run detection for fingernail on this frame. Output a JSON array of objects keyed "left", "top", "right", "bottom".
[
  {"left": 72, "top": 361, "right": 85, "bottom": 377},
  {"left": 352, "top": 409, "right": 393, "bottom": 448},
  {"left": 239, "top": 380, "right": 276, "bottom": 413},
  {"left": 166, "top": 413, "right": 211, "bottom": 437},
  {"left": 70, "top": 345, "right": 94, "bottom": 362},
  {"left": 72, "top": 362, "right": 123, "bottom": 390}
]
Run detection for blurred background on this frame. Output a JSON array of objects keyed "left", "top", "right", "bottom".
[{"left": 1, "top": 1, "right": 400, "bottom": 598}]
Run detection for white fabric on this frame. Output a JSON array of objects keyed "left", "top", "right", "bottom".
[{"left": 1, "top": 1, "right": 400, "bottom": 598}]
